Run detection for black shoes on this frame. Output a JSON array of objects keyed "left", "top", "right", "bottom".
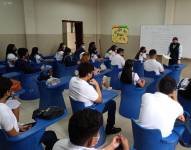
[{"left": 106, "top": 127, "right": 121, "bottom": 135}]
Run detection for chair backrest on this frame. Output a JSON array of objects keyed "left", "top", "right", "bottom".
[
  {"left": 119, "top": 83, "right": 145, "bottom": 119},
  {"left": 104, "top": 58, "right": 111, "bottom": 69},
  {"left": 133, "top": 60, "right": 144, "bottom": 77},
  {"left": 69, "top": 97, "right": 104, "bottom": 113},
  {"left": 91, "top": 61, "right": 102, "bottom": 68},
  {"left": 132, "top": 120, "right": 171, "bottom": 150},
  {"left": 110, "top": 65, "right": 122, "bottom": 90},
  {"left": 38, "top": 80, "right": 66, "bottom": 109}
]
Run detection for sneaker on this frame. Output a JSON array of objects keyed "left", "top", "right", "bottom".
[{"left": 106, "top": 127, "right": 121, "bottom": 135}]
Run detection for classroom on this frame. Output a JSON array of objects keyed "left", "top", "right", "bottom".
[{"left": 0, "top": 0, "right": 191, "bottom": 150}]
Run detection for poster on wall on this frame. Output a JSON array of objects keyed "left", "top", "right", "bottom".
[{"left": 112, "top": 25, "right": 128, "bottom": 44}]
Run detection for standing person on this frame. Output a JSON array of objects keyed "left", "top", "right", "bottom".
[
  {"left": 53, "top": 108, "right": 129, "bottom": 150},
  {"left": 134, "top": 46, "right": 147, "bottom": 62},
  {"left": 6, "top": 44, "right": 18, "bottom": 68},
  {"left": 168, "top": 37, "right": 183, "bottom": 65}
]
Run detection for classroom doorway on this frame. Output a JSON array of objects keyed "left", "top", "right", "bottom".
[{"left": 62, "top": 20, "right": 83, "bottom": 52}]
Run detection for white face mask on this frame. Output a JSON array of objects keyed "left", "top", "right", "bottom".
[{"left": 82, "top": 45, "right": 86, "bottom": 49}]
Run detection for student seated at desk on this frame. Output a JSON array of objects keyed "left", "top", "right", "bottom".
[
  {"left": 88, "top": 42, "right": 100, "bottom": 62},
  {"left": 69, "top": 63, "right": 121, "bottom": 134},
  {"left": 0, "top": 77, "right": 58, "bottom": 150},
  {"left": 55, "top": 43, "right": 66, "bottom": 61},
  {"left": 62, "top": 47, "right": 77, "bottom": 67},
  {"left": 30, "top": 47, "right": 44, "bottom": 64},
  {"left": 73, "top": 43, "right": 86, "bottom": 62},
  {"left": 6, "top": 44, "right": 18, "bottom": 68},
  {"left": 134, "top": 46, "right": 147, "bottom": 62},
  {"left": 120, "top": 59, "right": 145, "bottom": 88},
  {"left": 53, "top": 108, "right": 129, "bottom": 150},
  {"left": 111, "top": 48, "right": 125, "bottom": 69},
  {"left": 178, "top": 78, "right": 191, "bottom": 100},
  {"left": 144, "top": 49, "right": 164, "bottom": 75},
  {"left": 0, "top": 77, "right": 20, "bottom": 121},
  {"left": 15, "top": 48, "right": 39, "bottom": 74},
  {"left": 105, "top": 45, "right": 117, "bottom": 60},
  {"left": 138, "top": 76, "right": 185, "bottom": 138}
]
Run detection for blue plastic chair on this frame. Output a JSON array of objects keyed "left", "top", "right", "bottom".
[
  {"left": 144, "top": 69, "right": 171, "bottom": 93},
  {"left": 2, "top": 72, "right": 22, "bottom": 80},
  {"left": 19, "top": 72, "right": 40, "bottom": 100},
  {"left": 91, "top": 61, "right": 102, "bottom": 68},
  {"left": 104, "top": 58, "right": 111, "bottom": 69},
  {"left": 119, "top": 83, "right": 146, "bottom": 119},
  {"left": 132, "top": 120, "right": 185, "bottom": 150},
  {"left": 0, "top": 112, "right": 67, "bottom": 150},
  {"left": 0, "top": 64, "right": 6, "bottom": 74},
  {"left": 55, "top": 62, "right": 77, "bottom": 78},
  {"left": 164, "top": 64, "right": 186, "bottom": 84},
  {"left": 69, "top": 97, "right": 105, "bottom": 148},
  {"left": 133, "top": 60, "right": 144, "bottom": 77},
  {"left": 37, "top": 79, "right": 67, "bottom": 109},
  {"left": 94, "top": 69, "right": 112, "bottom": 87},
  {"left": 109, "top": 65, "right": 122, "bottom": 90}
]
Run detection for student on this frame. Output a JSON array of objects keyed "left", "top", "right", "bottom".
[
  {"left": 69, "top": 63, "right": 121, "bottom": 134},
  {"left": 15, "top": 48, "right": 39, "bottom": 74},
  {"left": 105, "top": 45, "right": 117, "bottom": 60},
  {"left": 0, "top": 77, "right": 21, "bottom": 121},
  {"left": 138, "top": 76, "right": 185, "bottom": 138},
  {"left": 62, "top": 47, "right": 77, "bottom": 67},
  {"left": 80, "top": 52, "right": 90, "bottom": 64},
  {"left": 120, "top": 59, "right": 145, "bottom": 88},
  {"left": 30, "top": 47, "right": 44, "bottom": 64},
  {"left": 144, "top": 49, "right": 164, "bottom": 75},
  {"left": 55, "top": 43, "right": 66, "bottom": 61},
  {"left": 168, "top": 37, "right": 182, "bottom": 65},
  {"left": 134, "top": 46, "right": 147, "bottom": 62},
  {"left": 53, "top": 108, "right": 129, "bottom": 150},
  {"left": 178, "top": 78, "right": 191, "bottom": 100},
  {"left": 73, "top": 43, "right": 86, "bottom": 62},
  {"left": 0, "top": 77, "right": 58, "bottom": 150},
  {"left": 111, "top": 48, "right": 125, "bottom": 69},
  {"left": 88, "top": 42, "right": 100, "bottom": 62},
  {"left": 6, "top": 44, "right": 18, "bottom": 68}
]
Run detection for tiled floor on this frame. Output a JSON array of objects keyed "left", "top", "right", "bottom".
[{"left": 19, "top": 59, "right": 191, "bottom": 150}]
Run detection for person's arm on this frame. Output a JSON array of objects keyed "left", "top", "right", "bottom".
[
  {"left": 159, "top": 62, "right": 164, "bottom": 73},
  {"left": 6, "top": 128, "right": 19, "bottom": 136},
  {"left": 137, "top": 79, "right": 145, "bottom": 88},
  {"left": 89, "top": 79, "right": 102, "bottom": 103},
  {"left": 178, "top": 45, "right": 183, "bottom": 64}
]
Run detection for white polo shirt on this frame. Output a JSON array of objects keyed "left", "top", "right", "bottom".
[
  {"left": 144, "top": 59, "right": 164, "bottom": 75},
  {"left": 55, "top": 51, "right": 64, "bottom": 61},
  {"left": 53, "top": 139, "right": 97, "bottom": 150},
  {"left": 69, "top": 77, "right": 98, "bottom": 107},
  {"left": 138, "top": 92, "right": 183, "bottom": 138},
  {"left": 0, "top": 103, "right": 19, "bottom": 132},
  {"left": 35, "top": 54, "right": 42, "bottom": 64},
  {"left": 111, "top": 54, "right": 125, "bottom": 69},
  {"left": 7, "top": 53, "right": 18, "bottom": 67}
]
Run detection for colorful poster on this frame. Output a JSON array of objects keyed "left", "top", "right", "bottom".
[{"left": 112, "top": 25, "right": 128, "bottom": 44}]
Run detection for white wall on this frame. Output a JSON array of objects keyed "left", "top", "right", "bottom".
[
  {"left": 100, "top": 0, "right": 166, "bottom": 35},
  {"left": 34, "top": 0, "right": 97, "bottom": 35},
  {"left": 0, "top": 0, "right": 25, "bottom": 34}
]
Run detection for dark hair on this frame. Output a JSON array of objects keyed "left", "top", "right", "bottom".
[
  {"left": 107, "top": 45, "right": 117, "bottom": 52},
  {"left": 88, "top": 42, "right": 96, "bottom": 56},
  {"left": 63, "top": 47, "right": 71, "bottom": 58},
  {"left": 17, "top": 48, "right": 28, "bottom": 59},
  {"left": 0, "top": 77, "right": 12, "bottom": 98},
  {"left": 69, "top": 108, "right": 103, "bottom": 146},
  {"left": 135, "top": 46, "right": 146, "bottom": 59},
  {"left": 30, "top": 47, "right": 39, "bottom": 60},
  {"left": 117, "top": 48, "right": 124, "bottom": 54},
  {"left": 158, "top": 76, "right": 177, "bottom": 95},
  {"left": 120, "top": 59, "right": 133, "bottom": 84},
  {"left": 178, "top": 79, "right": 191, "bottom": 99},
  {"left": 149, "top": 49, "right": 157, "bottom": 57},
  {"left": 58, "top": 42, "right": 65, "bottom": 51},
  {"left": 6, "top": 44, "right": 17, "bottom": 60},
  {"left": 172, "top": 37, "right": 178, "bottom": 41},
  {"left": 78, "top": 63, "right": 94, "bottom": 78}
]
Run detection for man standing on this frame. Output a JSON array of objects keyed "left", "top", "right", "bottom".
[{"left": 168, "top": 37, "right": 183, "bottom": 65}]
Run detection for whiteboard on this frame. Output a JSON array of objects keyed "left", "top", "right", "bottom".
[{"left": 140, "top": 25, "right": 191, "bottom": 58}]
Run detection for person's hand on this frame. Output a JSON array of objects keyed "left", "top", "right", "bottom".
[
  {"left": 19, "top": 124, "right": 32, "bottom": 132},
  {"left": 89, "top": 79, "right": 99, "bottom": 86},
  {"left": 119, "top": 135, "right": 129, "bottom": 150},
  {"left": 110, "top": 135, "right": 121, "bottom": 149},
  {"left": 178, "top": 115, "right": 186, "bottom": 122}
]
